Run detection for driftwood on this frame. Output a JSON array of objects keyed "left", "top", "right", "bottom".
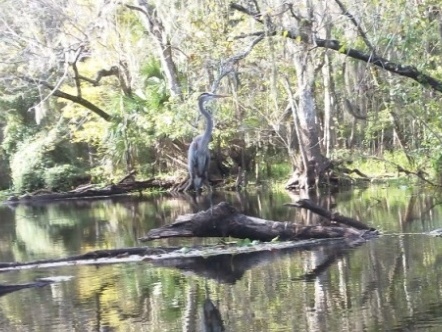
[{"left": 141, "top": 200, "right": 377, "bottom": 242}]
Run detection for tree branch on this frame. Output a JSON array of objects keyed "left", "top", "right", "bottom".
[
  {"left": 371, "top": 157, "right": 440, "bottom": 187},
  {"left": 334, "top": 0, "right": 375, "bottom": 52},
  {"left": 230, "top": 3, "right": 442, "bottom": 94},
  {"left": 19, "top": 76, "right": 112, "bottom": 122},
  {"left": 211, "top": 34, "right": 265, "bottom": 93},
  {"left": 72, "top": 61, "right": 82, "bottom": 97}
]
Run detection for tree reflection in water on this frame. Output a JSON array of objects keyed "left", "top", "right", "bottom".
[{"left": 0, "top": 188, "right": 442, "bottom": 331}]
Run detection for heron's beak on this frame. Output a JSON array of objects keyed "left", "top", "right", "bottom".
[{"left": 214, "top": 94, "right": 229, "bottom": 98}]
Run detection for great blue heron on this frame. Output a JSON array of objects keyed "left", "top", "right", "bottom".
[{"left": 187, "top": 92, "right": 227, "bottom": 192}]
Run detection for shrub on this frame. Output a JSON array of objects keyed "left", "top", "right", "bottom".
[
  {"left": 10, "top": 137, "right": 48, "bottom": 192},
  {"left": 44, "top": 164, "right": 89, "bottom": 191},
  {"left": 10, "top": 130, "right": 89, "bottom": 192},
  {"left": 432, "top": 154, "right": 442, "bottom": 184}
]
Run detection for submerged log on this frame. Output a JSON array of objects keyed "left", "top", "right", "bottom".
[
  {"left": 0, "top": 239, "right": 359, "bottom": 273},
  {"left": 0, "top": 247, "right": 175, "bottom": 270},
  {"left": 140, "top": 201, "right": 377, "bottom": 242},
  {"left": 0, "top": 280, "right": 53, "bottom": 297}
]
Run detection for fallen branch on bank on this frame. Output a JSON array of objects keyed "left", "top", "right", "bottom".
[
  {"left": 371, "top": 157, "right": 440, "bottom": 187},
  {"left": 3, "top": 171, "right": 176, "bottom": 204}
]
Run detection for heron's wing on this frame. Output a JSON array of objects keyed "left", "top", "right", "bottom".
[
  {"left": 195, "top": 152, "right": 209, "bottom": 177},
  {"left": 203, "top": 152, "right": 210, "bottom": 173}
]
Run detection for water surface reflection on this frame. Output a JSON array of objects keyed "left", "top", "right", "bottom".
[{"left": 0, "top": 187, "right": 441, "bottom": 331}]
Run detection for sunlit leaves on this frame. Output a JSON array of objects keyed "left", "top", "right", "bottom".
[{"left": 3, "top": 0, "right": 442, "bottom": 184}]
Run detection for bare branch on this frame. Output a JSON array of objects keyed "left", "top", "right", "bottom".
[
  {"left": 70, "top": 46, "right": 84, "bottom": 97},
  {"left": 230, "top": 3, "right": 263, "bottom": 23},
  {"left": 343, "top": 99, "right": 367, "bottom": 120},
  {"left": 234, "top": 31, "right": 266, "bottom": 39},
  {"left": 211, "top": 35, "right": 265, "bottom": 93},
  {"left": 19, "top": 76, "right": 112, "bottom": 122},
  {"left": 77, "top": 75, "right": 98, "bottom": 85},
  {"left": 334, "top": 0, "right": 375, "bottom": 53},
  {"left": 371, "top": 157, "right": 440, "bottom": 187}
]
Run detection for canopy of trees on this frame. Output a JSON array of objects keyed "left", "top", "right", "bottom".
[{"left": 1, "top": 0, "right": 442, "bottom": 192}]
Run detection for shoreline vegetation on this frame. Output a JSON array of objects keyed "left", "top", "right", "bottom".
[{"left": 2, "top": 2, "right": 442, "bottom": 198}]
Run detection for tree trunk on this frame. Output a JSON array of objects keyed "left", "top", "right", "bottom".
[
  {"left": 322, "top": 51, "right": 334, "bottom": 158},
  {"left": 293, "top": 51, "right": 322, "bottom": 162},
  {"left": 318, "top": 4, "right": 335, "bottom": 159},
  {"left": 130, "top": 1, "right": 182, "bottom": 99},
  {"left": 290, "top": 39, "right": 328, "bottom": 188},
  {"left": 389, "top": 110, "right": 413, "bottom": 165}
]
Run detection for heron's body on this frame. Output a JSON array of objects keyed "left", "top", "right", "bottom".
[
  {"left": 188, "top": 134, "right": 210, "bottom": 190},
  {"left": 187, "top": 92, "right": 226, "bottom": 191}
]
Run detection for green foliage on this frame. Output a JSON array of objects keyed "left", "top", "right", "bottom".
[
  {"left": 2, "top": 119, "right": 35, "bottom": 157},
  {"left": 0, "top": 92, "right": 40, "bottom": 157},
  {"left": 362, "top": 109, "right": 393, "bottom": 148},
  {"left": 141, "top": 57, "right": 170, "bottom": 110},
  {"left": 431, "top": 154, "right": 442, "bottom": 184},
  {"left": 348, "top": 150, "right": 417, "bottom": 177},
  {"left": 89, "top": 165, "right": 107, "bottom": 184},
  {"left": 10, "top": 135, "right": 50, "bottom": 192},
  {"left": 44, "top": 164, "right": 88, "bottom": 191},
  {"left": 268, "top": 162, "right": 292, "bottom": 180},
  {"left": 3, "top": 0, "right": 442, "bottom": 186},
  {"left": 10, "top": 128, "right": 88, "bottom": 192}
]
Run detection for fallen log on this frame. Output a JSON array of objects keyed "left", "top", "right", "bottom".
[
  {"left": 3, "top": 177, "right": 176, "bottom": 204},
  {"left": 140, "top": 201, "right": 377, "bottom": 242}
]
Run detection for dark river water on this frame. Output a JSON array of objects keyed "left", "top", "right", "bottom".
[{"left": 0, "top": 186, "right": 442, "bottom": 331}]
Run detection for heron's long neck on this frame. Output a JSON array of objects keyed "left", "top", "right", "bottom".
[{"left": 198, "top": 99, "right": 213, "bottom": 145}]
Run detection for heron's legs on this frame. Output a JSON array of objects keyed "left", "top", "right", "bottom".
[
  {"left": 208, "top": 184, "right": 213, "bottom": 215},
  {"left": 184, "top": 175, "right": 193, "bottom": 192}
]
